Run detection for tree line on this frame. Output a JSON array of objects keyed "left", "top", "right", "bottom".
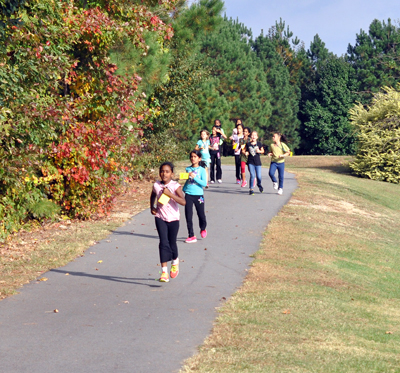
[{"left": 0, "top": 0, "right": 399, "bottom": 239}]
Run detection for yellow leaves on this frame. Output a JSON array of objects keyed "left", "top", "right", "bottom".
[
  {"left": 39, "top": 277, "right": 48, "bottom": 281},
  {"left": 97, "top": 260, "right": 103, "bottom": 263}
]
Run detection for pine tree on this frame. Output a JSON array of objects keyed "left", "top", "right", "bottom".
[
  {"left": 347, "top": 18, "right": 400, "bottom": 103},
  {"left": 299, "top": 56, "right": 357, "bottom": 154},
  {"left": 187, "top": 17, "right": 272, "bottom": 140},
  {"left": 253, "top": 19, "right": 302, "bottom": 147}
]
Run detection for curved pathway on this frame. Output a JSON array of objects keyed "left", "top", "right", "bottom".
[{"left": 0, "top": 165, "right": 297, "bottom": 373}]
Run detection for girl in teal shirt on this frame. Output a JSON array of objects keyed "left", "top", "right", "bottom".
[{"left": 183, "top": 150, "right": 207, "bottom": 243}]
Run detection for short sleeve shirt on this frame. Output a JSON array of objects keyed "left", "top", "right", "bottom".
[
  {"left": 196, "top": 139, "right": 211, "bottom": 161},
  {"left": 153, "top": 180, "right": 181, "bottom": 222},
  {"left": 246, "top": 141, "right": 263, "bottom": 166},
  {"left": 270, "top": 142, "right": 290, "bottom": 163}
]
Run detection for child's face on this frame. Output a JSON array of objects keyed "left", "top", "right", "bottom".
[
  {"left": 201, "top": 131, "right": 207, "bottom": 140},
  {"left": 160, "top": 165, "right": 173, "bottom": 183},
  {"left": 272, "top": 133, "right": 280, "bottom": 143},
  {"left": 212, "top": 127, "right": 217, "bottom": 135},
  {"left": 243, "top": 128, "right": 249, "bottom": 137},
  {"left": 215, "top": 120, "right": 221, "bottom": 126},
  {"left": 251, "top": 132, "right": 258, "bottom": 141},
  {"left": 190, "top": 153, "right": 201, "bottom": 166}
]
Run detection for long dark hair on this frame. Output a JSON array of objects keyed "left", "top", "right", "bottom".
[
  {"left": 189, "top": 149, "right": 202, "bottom": 159},
  {"left": 275, "top": 132, "right": 288, "bottom": 143},
  {"left": 214, "top": 119, "right": 221, "bottom": 126}
]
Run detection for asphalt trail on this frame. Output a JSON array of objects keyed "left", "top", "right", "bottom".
[{"left": 0, "top": 165, "right": 297, "bottom": 373}]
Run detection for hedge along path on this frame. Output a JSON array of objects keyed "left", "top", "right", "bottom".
[
  {"left": 181, "top": 156, "right": 400, "bottom": 373},
  {"left": 0, "top": 163, "right": 297, "bottom": 373}
]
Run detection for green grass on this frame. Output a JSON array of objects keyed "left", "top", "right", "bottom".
[{"left": 182, "top": 156, "right": 400, "bottom": 372}]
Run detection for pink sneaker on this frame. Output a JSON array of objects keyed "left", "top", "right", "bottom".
[
  {"left": 241, "top": 180, "right": 247, "bottom": 187},
  {"left": 185, "top": 236, "right": 197, "bottom": 243},
  {"left": 200, "top": 230, "right": 207, "bottom": 239},
  {"left": 236, "top": 179, "right": 241, "bottom": 184}
]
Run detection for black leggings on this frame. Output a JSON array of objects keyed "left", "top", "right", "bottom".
[
  {"left": 210, "top": 152, "right": 222, "bottom": 181},
  {"left": 185, "top": 194, "right": 207, "bottom": 238},
  {"left": 155, "top": 217, "right": 179, "bottom": 263},
  {"left": 235, "top": 155, "right": 241, "bottom": 180}
]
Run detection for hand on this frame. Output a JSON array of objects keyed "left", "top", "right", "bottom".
[
  {"left": 163, "top": 188, "right": 173, "bottom": 198},
  {"left": 268, "top": 152, "right": 272, "bottom": 157},
  {"left": 189, "top": 172, "right": 196, "bottom": 179},
  {"left": 151, "top": 207, "right": 157, "bottom": 215}
]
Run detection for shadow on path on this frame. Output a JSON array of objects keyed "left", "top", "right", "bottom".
[{"left": 51, "top": 269, "right": 161, "bottom": 288}]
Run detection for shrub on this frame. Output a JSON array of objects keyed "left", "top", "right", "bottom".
[{"left": 350, "top": 85, "right": 400, "bottom": 183}]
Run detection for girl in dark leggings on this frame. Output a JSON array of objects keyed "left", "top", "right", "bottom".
[
  {"left": 183, "top": 150, "right": 208, "bottom": 243},
  {"left": 150, "top": 162, "right": 186, "bottom": 282}
]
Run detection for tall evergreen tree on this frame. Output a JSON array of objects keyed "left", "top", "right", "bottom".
[
  {"left": 299, "top": 56, "right": 357, "bottom": 155},
  {"left": 347, "top": 18, "right": 400, "bottom": 103},
  {"left": 186, "top": 17, "right": 272, "bottom": 140},
  {"left": 253, "top": 19, "right": 301, "bottom": 147}
]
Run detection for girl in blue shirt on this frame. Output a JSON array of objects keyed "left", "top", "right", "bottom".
[{"left": 183, "top": 150, "right": 208, "bottom": 243}]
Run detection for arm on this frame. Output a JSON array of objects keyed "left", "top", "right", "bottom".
[
  {"left": 279, "top": 151, "right": 290, "bottom": 158},
  {"left": 163, "top": 186, "right": 186, "bottom": 206},
  {"left": 193, "top": 168, "right": 207, "bottom": 188},
  {"left": 150, "top": 190, "right": 157, "bottom": 215},
  {"left": 195, "top": 144, "right": 200, "bottom": 151}
]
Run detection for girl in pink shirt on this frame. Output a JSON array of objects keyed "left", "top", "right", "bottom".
[{"left": 150, "top": 162, "right": 186, "bottom": 282}]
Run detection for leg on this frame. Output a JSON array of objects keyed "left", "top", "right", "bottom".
[
  {"left": 235, "top": 155, "right": 241, "bottom": 181},
  {"left": 248, "top": 163, "right": 255, "bottom": 190},
  {"left": 255, "top": 165, "right": 262, "bottom": 188},
  {"left": 193, "top": 195, "right": 207, "bottom": 232},
  {"left": 241, "top": 161, "right": 247, "bottom": 186},
  {"left": 269, "top": 162, "right": 278, "bottom": 183},
  {"left": 277, "top": 162, "right": 285, "bottom": 189},
  {"left": 167, "top": 220, "right": 180, "bottom": 261},
  {"left": 210, "top": 154, "right": 216, "bottom": 182},
  {"left": 216, "top": 147, "right": 222, "bottom": 180},
  {"left": 185, "top": 194, "right": 195, "bottom": 238},
  {"left": 155, "top": 217, "right": 172, "bottom": 265}
]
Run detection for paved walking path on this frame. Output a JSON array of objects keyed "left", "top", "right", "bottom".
[{"left": 0, "top": 165, "right": 296, "bottom": 373}]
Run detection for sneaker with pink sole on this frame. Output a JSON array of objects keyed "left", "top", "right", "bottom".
[
  {"left": 241, "top": 180, "right": 247, "bottom": 187},
  {"left": 200, "top": 230, "right": 207, "bottom": 239},
  {"left": 185, "top": 236, "right": 197, "bottom": 243}
]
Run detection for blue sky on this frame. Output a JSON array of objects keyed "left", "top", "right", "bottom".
[{"left": 197, "top": 0, "right": 400, "bottom": 55}]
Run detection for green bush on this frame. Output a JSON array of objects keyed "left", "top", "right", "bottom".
[{"left": 350, "top": 85, "right": 400, "bottom": 183}]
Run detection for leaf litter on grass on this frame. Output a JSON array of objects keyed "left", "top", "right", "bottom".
[{"left": 182, "top": 156, "right": 400, "bottom": 373}]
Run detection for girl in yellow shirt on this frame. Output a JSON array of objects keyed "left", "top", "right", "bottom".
[{"left": 268, "top": 132, "right": 290, "bottom": 195}]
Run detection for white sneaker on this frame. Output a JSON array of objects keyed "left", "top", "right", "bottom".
[
  {"left": 278, "top": 188, "right": 283, "bottom": 195},
  {"left": 217, "top": 179, "right": 222, "bottom": 184},
  {"left": 210, "top": 181, "right": 215, "bottom": 184},
  {"left": 273, "top": 182, "right": 278, "bottom": 190}
]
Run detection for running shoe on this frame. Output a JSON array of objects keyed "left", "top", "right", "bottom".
[
  {"left": 278, "top": 188, "right": 283, "bottom": 195},
  {"left": 210, "top": 180, "right": 215, "bottom": 184},
  {"left": 159, "top": 272, "right": 169, "bottom": 282},
  {"left": 185, "top": 236, "right": 197, "bottom": 243},
  {"left": 241, "top": 180, "right": 247, "bottom": 188},
  {"left": 273, "top": 182, "right": 278, "bottom": 190},
  {"left": 217, "top": 179, "right": 222, "bottom": 184},
  {"left": 236, "top": 179, "right": 241, "bottom": 184},
  {"left": 259, "top": 185, "right": 264, "bottom": 193},
  {"left": 200, "top": 229, "right": 207, "bottom": 239},
  {"left": 249, "top": 190, "right": 255, "bottom": 196},
  {"left": 170, "top": 262, "right": 179, "bottom": 279}
]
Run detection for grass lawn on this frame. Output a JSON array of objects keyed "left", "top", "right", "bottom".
[{"left": 182, "top": 155, "right": 400, "bottom": 372}]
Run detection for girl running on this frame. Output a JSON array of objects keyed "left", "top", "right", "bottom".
[
  {"left": 150, "top": 162, "right": 186, "bottom": 283},
  {"left": 232, "top": 124, "right": 244, "bottom": 184},
  {"left": 195, "top": 129, "right": 211, "bottom": 187},
  {"left": 212, "top": 119, "right": 227, "bottom": 182},
  {"left": 239, "top": 126, "right": 251, "bottom": 187},
  {"left": 245, "top": 131, "right": 264, "bottom": 196},
  {"left": 268, "top": 132, "right": 290, "bottom": 195},
  {"left": 183, "top": 150, "right": 207, "bottom": 243},
  {"left": 209, "top": 126, "right": 221, "bottom": 184}
]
